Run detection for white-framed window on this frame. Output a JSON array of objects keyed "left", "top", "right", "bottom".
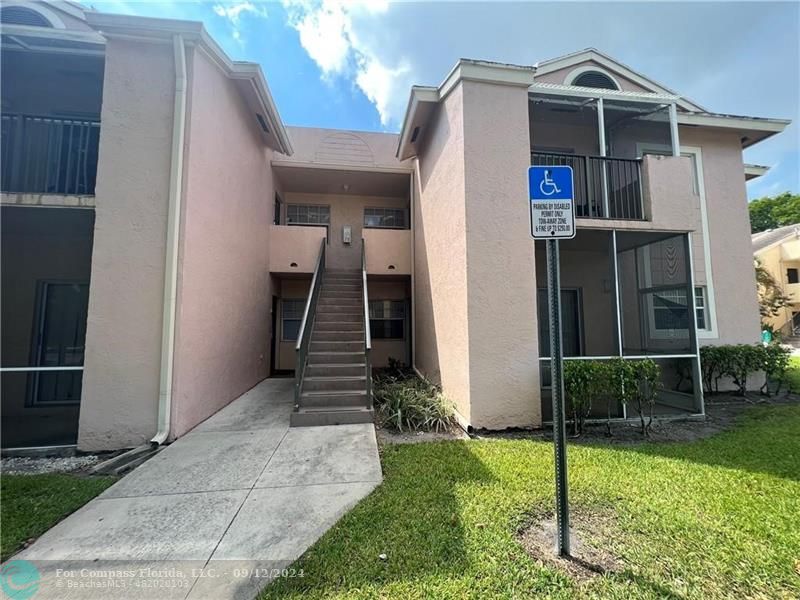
[
  {"left": 651, "top": 288, "right": 689, "bottom": 332},
  {"left": 364, "top": 207, "right": 407, "bottom": 229},
  {"left": 281, "top": 299, "right": 305, "bottom": 341},
  {"left": 695, "top": 286, "right": 709, "bottom": 331},
  {"left": 368, "top": 300, "right": 405, "bottom": 339},
  {"left": 286, "top": 204, "right": 330, "bottom": 227}
]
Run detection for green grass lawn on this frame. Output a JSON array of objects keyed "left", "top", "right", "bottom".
[
  {"left": 785, "top": 356, "right": 800, "bottom": 392},
  {"left": 1, "top": 473, "right": 116, "bottom": 561},
  {"left": 263, "top": 405, "right": 800, "bottom": 599}
]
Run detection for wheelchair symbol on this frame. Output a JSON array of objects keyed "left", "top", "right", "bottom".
[{"left": 539, "top": 169, "right": 561, "bottom": 196}]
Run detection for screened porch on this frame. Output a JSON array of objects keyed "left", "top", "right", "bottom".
[{"left": 536, "top": 229, "right": 704, "bottom": 422}]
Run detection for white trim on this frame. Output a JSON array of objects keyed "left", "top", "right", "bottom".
[
  {"left": 564, "top": 65, "right": 621, "bottom": 90},
  {"left": 676, "top": 112, "right": 788, "bottom": 133},
  {"left": 0, "top": 23, "right": 103, "bottom": 44},
  {"left": 1, "top": 1, "right": 66, "bottom": 28},
  {"left": 669, "top": 103, "right": 680, "bottom": 156},
  {"left": 744, "top": 164, "right": 770, "bottom": 180},
  {"left": 636, "top": 143, "right": 718, "bottom": 338},
  {"left": 529, "top": 82, "right": 676, "bottom": 104},
  {"left": 271, "top": 160, "right": 412, "bottom": 175}
]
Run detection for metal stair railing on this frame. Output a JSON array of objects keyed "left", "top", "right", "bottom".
[
  {"left": 361, "top": 239, "right": 372, "bottom": 408},
  {"left": 294, "top": 237, "right": 326, "bottom": 408}
]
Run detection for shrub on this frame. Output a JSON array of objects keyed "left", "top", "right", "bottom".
[
  {"left": 699, "top": 343, "right": 789, "bottom": 396},
  {"left": 632, "top": 359, "right": 661, "bottom": 436},
  {"left": 373, "top": 370, "right": 456, "bottom": 432}
]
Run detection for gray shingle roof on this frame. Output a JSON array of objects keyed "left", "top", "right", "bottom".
[{"left": 752, "top": 223, "right": 800, "bottom": 254}]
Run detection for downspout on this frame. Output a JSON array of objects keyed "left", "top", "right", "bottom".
[{"left": 151, "top": 34, "right": 187, "bottom": 445}]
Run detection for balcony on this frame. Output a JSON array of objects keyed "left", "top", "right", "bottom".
[
  {"left": 363, "top": 228, "right": 411, "bottom": 275},
  {"left": 532, "top": 151, "right": 643, "bottom": 219},
  {"left": 1, "top": 114, "right": 101, "bottom": 196},
  {"left": 269, "top": 225, "right": 328, "bottom": 273}
]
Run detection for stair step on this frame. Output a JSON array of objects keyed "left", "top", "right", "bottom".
[
  {"left": 308, "top": 351, "right": 364, "bottom": 364},
  {"left": 315, "top": 321, "right": 363, "bottom": 332},
  {"left": 311, "top": 330, "right": 364, "bottom": 341},
  {"left": 318, "top": 298, "right": 362, "bottom": 307},
  {"left": 321, "top": 291, "right": 362, "bottom": 298},
  {"left": 300, "top": 390, "right": 367, "bottom": 409},
  {"left": 305, "top": 364, "right": 366, "bottom": 377},
  {"left": 316, "top": 313, "right": 362, "bottom": 323},
  {"left": 290, "top": 406, "right": 374, "bottom": 427},
  {"left": 303, "top": 375, "right": 367, "bottom": 392},
  {"left": 311, "top": 340, "right": 363, "bottom": 352}
]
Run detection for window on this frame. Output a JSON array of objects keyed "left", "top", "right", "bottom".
[
  {"left": 695, "top": 286, "right": 708, "bottom": 330},
  {"left": 286, "top": 204, "right": 330, "bottom": 227},
  {"left": 369, "top": 300, "right": 405, "bottom": 339},
  {"left": 652, "top": 288, "right": 689, "bottom": 331},
  {"left": 364, "top": 207, "right": 407, "bottom": 229},
  {"left": 788, "top": 268, "right": 799, "bottom": 284},
  {"left": 0, "top": 6, "right": 53, "bottom": 27},
  {"left": 281, "top": 299, "right": 305, "bottom": 341},
  {"left": 571, "top": 71, "right": 618, "bottom": 90}
]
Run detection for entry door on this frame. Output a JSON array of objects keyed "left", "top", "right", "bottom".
[
  {"left": 537, "top": 288, "right": 583, "bottom": 357},
  {"left": 29, "top": 281, "right": 89, "bottom": 406}
]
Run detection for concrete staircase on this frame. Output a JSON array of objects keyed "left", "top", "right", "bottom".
[{"left": 290, "top": 268, "right": 374, "bottom": 427}]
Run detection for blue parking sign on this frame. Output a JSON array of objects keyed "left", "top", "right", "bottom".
[{"left": 528, "top": 165, "right": 575, "bottom": 239}]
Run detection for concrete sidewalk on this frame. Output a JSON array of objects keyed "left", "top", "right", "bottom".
[{"left": 15, "top": 379, "right": 382, "bottom": 599}]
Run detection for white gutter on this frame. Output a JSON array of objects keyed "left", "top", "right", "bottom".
[{"left": 151, "top": 34, "right": 187, "bottom": 445}]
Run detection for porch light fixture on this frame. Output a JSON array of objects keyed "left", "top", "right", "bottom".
[{"left": 342, "top": 184, "right": 350, "bottom": 192}]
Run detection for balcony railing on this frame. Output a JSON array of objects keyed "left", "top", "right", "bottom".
[
  {"left": 531, "top": 152, "right": 644, "bottom": 220},
  {"left": 1, "top": 114, "right": 101, "bottom": 196}
]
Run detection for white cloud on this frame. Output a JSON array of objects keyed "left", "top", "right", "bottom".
[
  {"left": 282, "top": 0, "right": 411, "bottom": 128},
  {"left": 213, "top": 1, "right": 267, "bottom": 25}
]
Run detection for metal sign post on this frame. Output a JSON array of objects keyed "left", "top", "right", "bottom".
[{"left": 528, "top": 165, "right": 575, "bottom": 557}]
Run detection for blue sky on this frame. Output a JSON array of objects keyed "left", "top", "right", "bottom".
[{"left": 93, "top": 1, "right": 799, "bottom": 199}]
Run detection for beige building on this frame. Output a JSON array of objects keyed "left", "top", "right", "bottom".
[
  {"left": 1, "top": 2, "right": 790, "bottom": 449},
  {"left": 753, "top": 224, "right": 800, "bottom": 335}
]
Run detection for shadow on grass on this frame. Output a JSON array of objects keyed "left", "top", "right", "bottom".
[
  {"left": 261, "top": 441, "right": 495, "bottom": 598},
  {"left": 578, "top": 403, "right": 800, "bottom": 483}
]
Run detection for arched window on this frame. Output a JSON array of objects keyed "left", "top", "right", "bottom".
[
  {"left": 572, "top": 71, "right": 619, "bottom": 90},
  {"left": 0, "top": 6, "right": 54, "bottom": 27}
]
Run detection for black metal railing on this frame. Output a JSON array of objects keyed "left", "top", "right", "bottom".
[
  {"left": 361, "top": 239, "right": 372, "bottom": 408},
  {"left": 294, "top": 237, "right": 326, "bottom": 407},
  {"left": 1, "top": 113, "right": 101, "bottom": 195},
  {"left": 531, "top": 152, "right": 644, "bottom": 220}
]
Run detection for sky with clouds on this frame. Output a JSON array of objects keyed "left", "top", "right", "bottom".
[{"left": 92, "top": 1, "right": 799, "bottom": 199}]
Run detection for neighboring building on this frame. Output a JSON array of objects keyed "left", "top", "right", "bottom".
[
  {"left": 1, "top": 2, "right": 790, "bottom": 449},
  {"left": 753, "top": 224, "right": 800, "bottom": 335}
]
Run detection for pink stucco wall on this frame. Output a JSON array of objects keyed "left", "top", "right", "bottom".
[
  {"left": 680, "top": 126, "right": 761, "bottom": 346},
  {"left": 170, "top": 48, "right": 278, "bottom": 439},
  {"left": 462, "top": 80, "right": 540, "bottom": 429},
  {"left": 79, "top": 39, "right": 174, "bottom": 451},
  {"left": 413, "top": 84, "right": 472, "bottom": 422},
  {"left": 535, "top": 61, "right": 651, "bottom": 93}
]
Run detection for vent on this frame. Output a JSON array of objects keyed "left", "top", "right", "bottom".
[
  {"left": 255, "top": 113, "right": 269, "bottom": 134},
  {"left": 410, "top": 126, "right": 420, "bottom": 143},
  {"left": 0, "top": 6, "right": 53, "bottom": 27},
  {"left": 572, "top": 71, "right": 618, "bottom": 90}
]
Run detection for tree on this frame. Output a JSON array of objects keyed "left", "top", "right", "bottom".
[
  {"left": 755, "top": 258, "right": 792, "bottom": 320},
  {"left": 749, "top": 192, "right": 800, "bottom": 233}
]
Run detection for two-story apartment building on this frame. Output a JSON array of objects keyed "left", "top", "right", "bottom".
[
  {"left": 753, "top": 224, "right": 800, "bottom": 336},
  {"left": 1, "top": 2, "right": 789, "bottom": 449}
]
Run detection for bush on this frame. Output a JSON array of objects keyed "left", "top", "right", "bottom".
[
  {"left": 373, "top": 369, "right": 456, "bottom": 432},
  {"left": 561, "top": 358, "right": 660, "bottom": 437},
  {"left": 699, "top": 343, "right": 791, "bottom": 396}
]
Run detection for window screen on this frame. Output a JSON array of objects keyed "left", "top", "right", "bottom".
[
  {"left": 369, "top": 300, "right": 405, "bottom": 339},
  {"left": 286, "top": 204, "right": 330, "bottom": 226},
  {"left": 364, "top": 207, "right": 407, "bottom": 229},
  {"left": 694, "top": 286, "right": 707, "bottom": 330}
]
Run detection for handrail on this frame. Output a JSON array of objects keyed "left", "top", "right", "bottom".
[
  {"left": 294, "top": 237, "right": 326, "bottom": 407},
  {"left": 362, "top": 239, "right": 373, "bottom": 408},
  {"left": 531, "top": 151, "right": 644, "bottom": 220}
]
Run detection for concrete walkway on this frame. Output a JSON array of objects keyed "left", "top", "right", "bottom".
[{"left": 16, "top": 379, "right": 382, "bottom": 599}]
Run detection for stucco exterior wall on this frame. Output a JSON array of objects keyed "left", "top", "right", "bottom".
[
  {"left": 276, "top": 127, "right": 411, "bottom": 170},
  {"left": 535, "top": 61, "right": 651, "bottom": 93},
  {"left": 413, "top": 84, "right": 472, "bottom": 422},
  {"left": 680, "top": 126, "right": 762, "bottom": 346},
  {"left": 281, "top": 192, "right": 407, "bottom": 271},
  {"left": 269, "top": 225, "right": 327, "bottom": 274},
  {"left": 79, "top": 39, "right": 174, "bottom": 450},
  {"left": 462, "top": 80, "right": 540, "bottom": 429},
  {"left": 170, "top": 47, "right": 277, "bottom": 439},
  {"left": 363, "top": 228, "right": 411, "bottom": 275}
]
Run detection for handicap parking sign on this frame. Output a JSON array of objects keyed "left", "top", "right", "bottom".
[{"left": 528, "top": 165, "right": 575, "bottom": 239}]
